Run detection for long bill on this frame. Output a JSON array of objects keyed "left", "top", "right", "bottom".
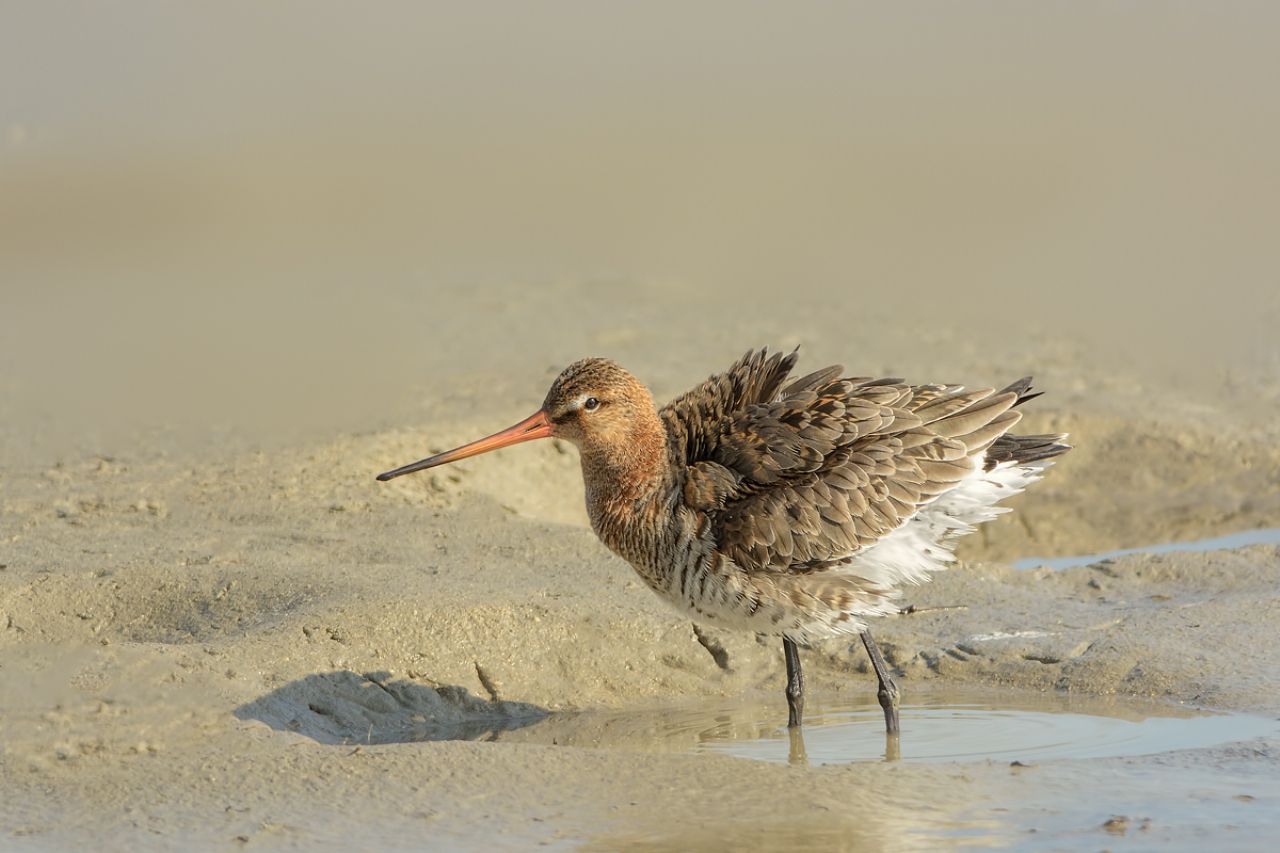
[{"left": 375, "top": 409, "right": 553, "bottom": 481}]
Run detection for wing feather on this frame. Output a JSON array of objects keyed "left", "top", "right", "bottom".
[
  {"left": 705, "top": 376, "right": 1023, "bottom": 576},
  {"left": 658, "top": 350, "right": 1058, "bottom": 583}
]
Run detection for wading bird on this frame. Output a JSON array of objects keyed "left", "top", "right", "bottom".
[{"left": 377, "top": 349, "right": 1069, "bottom": 733}]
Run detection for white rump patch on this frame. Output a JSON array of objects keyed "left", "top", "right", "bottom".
[{"left": 842, "top": 459, "right": 1054, "bottom": 590}]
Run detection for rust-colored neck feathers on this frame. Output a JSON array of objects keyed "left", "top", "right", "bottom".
[
  {"left": 577, "top": 402, "right": 668, "bottom": 504},
  {"left": 541, "top": 359, "right": 674, "bottom": 547}
]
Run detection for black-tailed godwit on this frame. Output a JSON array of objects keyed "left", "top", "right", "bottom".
[{"left": 378, "top": 349, "right": 1070, "bottom": 733}]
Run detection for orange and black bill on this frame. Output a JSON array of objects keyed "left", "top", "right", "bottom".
[{"left": 375, "top": 409, "right": 553, "bottom": 481}]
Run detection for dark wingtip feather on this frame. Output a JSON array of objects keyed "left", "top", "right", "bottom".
[{"left": 1000, "top": 376, "right": 1044, "bottom": 407}]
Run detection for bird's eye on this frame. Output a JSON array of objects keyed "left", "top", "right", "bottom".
[{"left": 583, "top": 397, "right": 600, "bottom": 411}]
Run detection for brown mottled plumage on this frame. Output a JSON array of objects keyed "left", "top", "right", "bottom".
[{"left": 377, "top": 348, "right": 1070, "bottom": 733}]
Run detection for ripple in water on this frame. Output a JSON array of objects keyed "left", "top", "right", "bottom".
[
  {"left": 449, "top": 688, "right": 1280, "bottom": 767},
  {"left": 702, "top": 702, "right": 1280, "bottom": 765}
]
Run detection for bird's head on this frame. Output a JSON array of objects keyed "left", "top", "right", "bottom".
[
  {"left": 376, "top": 357, "right": 659, "bottom": 482},
  {"left": 540, "top": 358, "right": 656, "bottom": 451}
]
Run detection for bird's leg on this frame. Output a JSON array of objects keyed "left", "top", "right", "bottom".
[
  {"left": 787, "top": 725, "right": 809, "bottom": 766},
  {"left": 882, "top": 732, "right": 901, "bottom": 763},
  {"left": 783, "top": 636, "right": 804, "bottom": 728},
  {"left": 860, "top": 630, "right": 901, "bottom": 735}
]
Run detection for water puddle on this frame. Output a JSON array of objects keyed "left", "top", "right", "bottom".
[
  {"left": 1013, "top": 527, "right": 1280, "bottom": 570},
  {"left": 702, "top": 702, "right": 1277, "bottom": 766},
  {"left": 244, "top": 679, "right": 1280, "bottom": 849},
  {"left": 437, "top": 688, "right": 1279, "bottom": 767}
]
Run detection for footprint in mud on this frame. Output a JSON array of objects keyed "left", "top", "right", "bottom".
[{"left": 235, "top": 670, "right": 547, "bottom": 745}]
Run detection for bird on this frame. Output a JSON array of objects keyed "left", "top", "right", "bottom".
[{"left": 377, "top": 348, "right": 1070, "bottom": 734}]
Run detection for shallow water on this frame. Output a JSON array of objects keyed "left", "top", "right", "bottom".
[
  {"left": 484, "top": 690, "right": 1280, "bottom": 850},
  {"left": 418, "top": 687, "right": 1279, "bottom": 768},
  {"left": 1012, "top": 527, "right": 1280, "bottom": 571},
  {"left": 541, "top": 690, "right": 1280, "bottom": 851},
  {"left": 707, "top": 703, "right": 1278, "bottom": 766}
]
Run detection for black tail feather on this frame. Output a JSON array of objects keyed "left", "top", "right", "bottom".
[
  {"left": 986, "top": 432, "right": 1071, "bottom": 470},
  {"left": 987, "top": 376, "right": 1071, "bottom": 469}
]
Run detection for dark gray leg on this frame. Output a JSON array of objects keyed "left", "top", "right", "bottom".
[
  {"left": 882, "top": 732, "right": 901, "bottom": 763},
  {"left": 787, "top": 726, "right": 809, "bottom": 766},
  {"left": 783, "top": 636, "right": 804, "bottom": 728},
  {"left": 860, "top": 630, "right": 901, "bottom": 735}
]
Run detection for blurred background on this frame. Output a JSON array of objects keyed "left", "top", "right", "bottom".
[{"left": 3, "top": 2, "right": 1278, "bottom": 465}]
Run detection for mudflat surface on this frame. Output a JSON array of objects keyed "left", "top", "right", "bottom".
[
  {"left": 4, "top": 328, "right": 1279, "bottom": 851},
  {"left": 3, "top": 5, "right": 1280, "bottom": 851}
]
